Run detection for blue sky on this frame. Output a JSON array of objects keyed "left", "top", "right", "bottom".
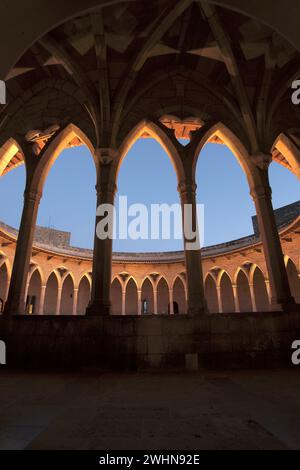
[{"left": 0, "top": 139, "right": 299, "bottom": 252}]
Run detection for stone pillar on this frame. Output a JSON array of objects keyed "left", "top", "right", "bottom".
[
  {"left": 249, "top": 283, "right": 257, "bottom": 312},
  {"left": 4, "top": 190, "right": 42, "bottom": 315},
  {"left": 122, "top": 289, "right": 126, "bottom": 315},
  {"left": 250, "top": 168, "right": 294, "bottom": 309},
  {"left": 169, "top": 288, "right": 174, "bottom": 314},
  {"left": 137, "top": 289, "right": 142, "bottom": 315},
  {"left": 232, "top": 284, "right": 240, "bottom": 313},
  {"left": 72, "top": 288, "right": 78, "bottom": 315},
  {"left": 216, "top": 286, "right": 223, "bottom": 313},
  {"left": 153, "top": 289, "right": 158, "bottom": 315},
  {"left": 39, "top": 285, "right": 46, "bottom": 315},
  {"left": 178, "top": 181, "right": 206, "bottom": 315},
  {"left": 86, "top": 150, "right": 117, "bottom": 316},
  {"left": 56, "top": 287, "right": 62, "bottom": 315}
]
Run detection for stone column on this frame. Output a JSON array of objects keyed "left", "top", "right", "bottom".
[
  {"left": 153, "top": 289, "right": 158, "bottom": 314},
  {"left": 169, "top": 288, "right": 174, "bottom": 314},
  {"left": 122, "top": 289, "right": 126, "bottom": 315},
  {"left": 232, "top": 284, "right": 240, "bottom": 313},
  {"left": 137, "top": 289, "right": 142, "bottom": 315},
  {"left": 216, "top": 286, "right": 223, "bottom": 313},
  {"left": 72, "top": 288, "right": 78, "bottom": 315},
  {"left": 56, "top": 287, "right": 62, "bottom": 315},
  {"left": 39, "top": 284, "right": 46, "bottom": 315},
  {"left": 86, "top": 150, "right": 117, "bottom": 316},
  {"left": 249, "top": 283, "right": 257, "bottom": 312},
  {"left": 250, "top": 164, "right": 294, "bottom": 309},
  {"left": 178, "top": 181, "right": 206, "bottom": 315},
  {"left": 265, "top": 280, "right": 272, "bottom": 307},
  {"left": 4, "top": 190, "right": 42, "bottom": 315}
]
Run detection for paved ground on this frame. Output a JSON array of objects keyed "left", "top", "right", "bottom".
[{"left": 0, "top": 369, "right": 299, "bottom": 450}]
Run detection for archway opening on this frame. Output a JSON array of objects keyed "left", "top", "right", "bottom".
[
  {"left": 0, "top": 262, "right": 9, "bottom": 312},
  {"left": 111, "top": 278, "right": 122, "bottom": 315},
  {"left": 157, "top": 277, "right": 169, "bottom": 314},
  {"left": 253, "top": 267, "right": 269, "bottom": 311},
  {"left": 125, "top": 278, "right": 138, "bottom": 315},
  {"left": 44, "top": 272, "right": 58, "bottom": 315},
  {"left": 205, "top": 274, "right": 218, "bottom": 313},
  {"left": 77, "top": 276, "right": 91, "bottom": 315},
  {"left": 61, "top": 274, "right": 74, "bottom": 315},
  {"left": 141, "top": 278, "right": 154, "bottom": 314},
  {"left": 26, "top": 269, "right": 42, "bottom": 314},
  {"left": 220, "top": 272, "right": 235, "bottom": 313},
  {"left": 236, "top": 270, "right": 252, "bottom": 312},
  {"left": 115, "top": 137, "right": 183, "bottom": 252},
  {"left": 286, "top": 259, "right": 300, "bottom": 303},
  {"left": 173, "top": 277, "right": 186, "bottom": 314}
]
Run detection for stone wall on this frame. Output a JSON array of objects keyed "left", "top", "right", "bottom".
[{"left": 1, "top": 311, "right": 300, "bottom": 371}]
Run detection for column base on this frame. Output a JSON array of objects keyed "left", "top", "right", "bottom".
[{"left": 85, "top": 301, "right": 111, "bottom": 316}]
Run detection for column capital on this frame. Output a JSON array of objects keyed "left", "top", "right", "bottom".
[
  {"left": 177, "top": 181, "right": 197, "bottom": 196},
  {"left": 24, "top": 189, "right": 42, "bottom": 204},
  {"left": 251, "top": 152, "right": 272, "bottom": 170},
  {"left": 94, "top": 147, "right": 118, "bottom": 165},
  {"left": 250, "top": 184, "right": 272, "bottom": 202}
]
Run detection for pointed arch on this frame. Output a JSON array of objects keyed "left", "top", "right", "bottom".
[
  {"left": 172, "top": 276, "right": 187, "bottom": 314},
  {"left": 219, "top": 270, "right": 235, "bottom": 313},
  {"left": 117, "top": 119, "right": 185, "bottom": 183},
  {"left": 273, "top": 133, "right": 300, "bottom": 178},
  {"left": 111, "top": 277, "right": 122, "bottom": 315},
  {"left": 29, "top": 123, "right": 97, "bottom": 194},
  {"left": 0, "top": 260, "right": 9, "bottom": 312},
  {"left": 125, "top": 277, "right": 138, "bottom": 315},
  {"left": 236, "top": 268, "right": 252, "bottom": 312},
  {"left": 26, "top": 268, "right": 42, "bottom": 314},
  {"left": 0, "top": 138, "right": 24, "bottom": 177},
  {"left": 77, "top": 275, "right": 91, "bottom": 315},
  {"left": 251, "top": 266, "right": 269, "bottom": 311},
  {"left": 141, "top": 277, "right": 154, "bottom": 314},
  {"left": 60, "top": 273, "right": 74, "bottom": 315},
  {"left": 44, "top": 271, "right": 59, "bottom": 315},
  {"left": 204, "top": 273, "right": 219, "bottom": 313},
  {"left": 157, "top": 276, "right": 169, "bottom": 314},
  {"left": 286, "top": 257, "right": 300, "bottom": 303}
]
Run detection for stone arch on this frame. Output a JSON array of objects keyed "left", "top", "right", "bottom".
[
  {"left": 60, "top": 273, "right": 74, "bottom": 315},
  {"left": 286, "top": 257, "right": 300, "bottom": 303},
  {"left": 77, "top": 275, "right": 91, "bottom": 315},
  {"left": 0, "top": 138, "right": 24, "bottom": 176},
  {"left": 193, "top": 122, "right": 257, "bottom": 189},
  {"left": 250, "top": 266, "right": 269, "bottom": 311},
  {"left": 141, "top": 277, "right": 154, "bottom": 314},
  {"left": 117, "top": 119, "right": 185, "bottom": 184},
  {"left": 219, "top": 271, "right": 235, "bottom": 313},
  {"left": 29, "top": 123, "right": 97, "bottom": 194},
  {"left": 273, "top": 133, "right": 300, "bottom": 178},
  {"left": 0, "top": 260, "right": 9, "bottom": 312},
  {"left": 236, "top": 268, "right": 252, "bottom": 312},
  {"left": 26, "top": 267, "right": 42, "bottom": 314},
  {"left": 44, "top": 271, "right": 60, "bottom": 315},
  {"left": 111, "top": 277, "right": 122, "bottom": 315},
  {"left": 157, "top": 276, "right": 169, "bottom": 314},
  {"left": 125, "top": 277, "right": 138, "bottom": 315},
  {"left": 204, "top": 273, "right": 219, "bottom": 313},
  {"left": 172, "top": 276, "right": 187, "bottom": 314}
]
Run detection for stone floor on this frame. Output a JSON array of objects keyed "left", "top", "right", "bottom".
[{"left": 0, "top": 369, "right": 299, "bottom": 450}]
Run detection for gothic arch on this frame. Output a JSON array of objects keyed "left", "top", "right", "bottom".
[
  {"left": 204, "top": 273, "right": 219, "bottom": 313},
  {"left": 236, "top": 268, "right": 252, "bottom": 313},
  {"left": 218, "top": 270, "right": 235, "bottom": 313},
  {"left": 251, "top": 266, "right": 270, "bottom": 311},
  {"left": 111, "top": 277, "right": 122, "bottom": 315},
  {"left": 60, "top": 273, "right": 74, "bottom": 315},
  {"left": 286, "top": 257, "right": 300, "bottom": 303},
  {"left": 77, "top": 275, "right": 91, "bottom": 315},
  {"left": 125, "top": 276, "right": 138, "bottom": 315},
  {"left": 44, "top": 270, "right": 60, "bottom": 315},
  {"left": 172, "top": 276, "right": 187, "bottom": 314},
  {"left": 141, "top": 277, "right": 154, "bottom": 314},
  {"left": 26, "top": 268, "right": 42, "bottom": 314},
  {"left": 157, "top": 276, "right": 169, "bottom": 314}
]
